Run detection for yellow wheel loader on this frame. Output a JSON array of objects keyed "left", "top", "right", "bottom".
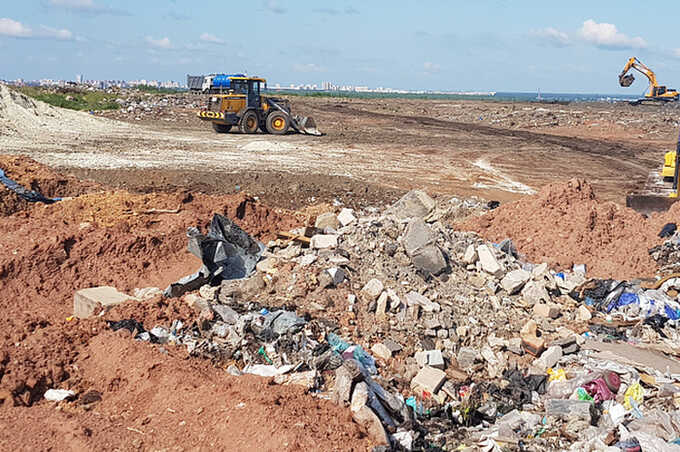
[
  {"left": 627, "top": 130, "right": 680, "bottom": 215},
  {"left": 618, "top": 57, "right": 679, "bottom": 105},
  {"left": 197, "top": 76, "right": 321, "bottom": 135}
]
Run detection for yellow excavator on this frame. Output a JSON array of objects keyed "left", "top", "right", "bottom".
[{"left": 619, "top": 57, "right": 679, "bottom": 105}]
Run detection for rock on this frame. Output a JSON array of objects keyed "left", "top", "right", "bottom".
[
  {"left": 44, "top": 389, "right": 75, "bottom": 401},
  {"left": 298, "top": 254, "right": 317, "bottom": 266},
  {"left": 73, "top": 286, "right": 133, "bottom": 319},
  {"left": 389, "top": 189, "right": 436, "bottom": 220},
  {"left": 375, "top": 291, "right": 388, "bottom": 319},
  {"left": 277, "top": 244, "right": 302, "bottom": 259},
  {"left": 410, "top": 245, "right": 447, "bottom": 276},
  {"left": 403, "top": 218, "right": 433, "bottom": 256},
  {"left": 415, "top": 350, "right": 445, "bottom": 369},
  {"left": 521, "top": 280, "right": 551, "bottom": 306},
  {"left": 371, "top": 343, "right": 393, "bottom": 361},
  {"left": 545, "top": 399, "right": 593, "bottom": 422},
  {"left": 337, "top": 208, "right": 356, "bottom": 227},
  {"left": 386, "top": 289, "right": 401, "bottom": 312},
  {"left": 533, "top": 345, "right": 563, "bottom": 371},
  {"left": 361, "top": 279, "right": 384, "bottom": 301},
  {"left": 256, "top": 258, "right": 279, "bottom": 275},
  {"left": 457, "top": 347, "right": 480, "bottom": 368},
  {"left": 477, "top": 245, "right": 503, "bottom": 277},
  {"left": 532, "top": 303, "right": 561, "bottom": 319},
  {"left": 383, "top": 339, "right": 403, "bottom": 354},
  {"left": 212, "top": 305, "right": 239, "bottom": 324},
  {"left": 133, "top": 287, "right": 162, "bottom": 300},
  {"left": 350, "top": 381, "right": 370, "bottom": 412},
  {"left": 185, "top": 293, "right": 212, "bottom": 313},
  {"left": 411, "top": 366, "right": 446, "bottom": 394},
  {"left": 352, "top": 405, "right": 390, "bottom": 446},
  {"left": 325, "top": 267, "right": 346, "bottom": 287},
  {"left": 501, "top": 269, "right": 531, "bottom": 294},
  {"left": 310, "top": 234, "right": 339, "bottom": 249},
  {"left": 463, "top": 244, "right": 478, "bottom": 265},
  {"left": 576, "top": 305, "right": 592, "bottom": 322},
  {"left": 315, "top": 212, "right": 340, "bottom": 230},
  {"left": 333, "top": 360, "right": 363, "bottom": 405},
  {"left": 405, "top": 291, "right": 440, "bottom": 312}
]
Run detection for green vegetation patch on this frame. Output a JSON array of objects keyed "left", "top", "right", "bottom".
[{"left": 15, "top": 86, "right": 121, "bottom": 111}]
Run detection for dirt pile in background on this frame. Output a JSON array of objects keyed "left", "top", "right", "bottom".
[{"left": 460, "top": 178, "right": 677, "bottom": 279}]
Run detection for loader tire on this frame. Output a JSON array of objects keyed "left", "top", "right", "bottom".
[
  {"left": 266, "top": 111, "right": 290, "bottom": 135},
  {"left": 212, "top": 123, "right": 232, "bottom": 133},
  {"left": 239, "top": 110, "right": 259, "bottom": 134}
]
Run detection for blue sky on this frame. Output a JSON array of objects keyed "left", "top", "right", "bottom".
[{"left": 1, "top": 0, "right": 679, "bottom": 93}]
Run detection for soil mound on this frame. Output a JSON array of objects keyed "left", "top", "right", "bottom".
[
  {"left": 0, "top": 155, "right": 100, "bottom": 216},
  {"left": 460, "top": 178, "right": 676, "bottom": 279}
]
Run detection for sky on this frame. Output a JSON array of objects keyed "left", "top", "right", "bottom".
[{"left": 1, "top": 0, "right": 679, "bottom": 93}]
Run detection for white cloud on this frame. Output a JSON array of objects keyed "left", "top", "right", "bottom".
[
  {"left": 532, "top": 27, "right": 570, "bottom": 47},
  {"left": 0, "top": 18, "right": 74, "bottom": 40},
  {"left": 265, "top": 0, "right": 286, "bottom": 14},
  {"left": 423, "top": 61, "right": 441, "bottom": 75},
  {"left": 200, "top": 33, "right": 224, "bottom": 44},
  {"left": 578, "top": 19, "right": 646, "bottom": 50},
  {"left": 293, "top": 63, "right": 326, "bottom": 72},
  {"left": 0, "top": 18, "right": 32, "bottom": 38},
  {"left": 145, "top": 36, "right": 172, "bottom": 49}
]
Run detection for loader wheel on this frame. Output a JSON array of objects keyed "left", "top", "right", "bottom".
[
  {"left": 239, "top": 110, "right": 259, "bottom": 134},
  {"left": 212, "top": 123, "right": 232, "bottom": 133},
  {"left": 266, "top": 112, "right": 290, "bottom": 135}
]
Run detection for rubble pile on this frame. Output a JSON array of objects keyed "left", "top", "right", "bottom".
[
  {"left": 97, "top": 188, "right": 680, "bottom": 450},
  {"left": 98, "top": 92, "right": 203, "bottom": 123}
]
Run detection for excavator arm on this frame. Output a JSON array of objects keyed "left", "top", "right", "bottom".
[{"left": 618, "top": 57, "right": 659, "bottom": 95}]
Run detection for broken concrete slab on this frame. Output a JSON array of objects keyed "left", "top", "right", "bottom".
[
  {"left": 337, "top": 208, "right": 356, "bottom": 227},
  {"left": 532, "top": 303, "right": 561, "bottom": 319},
  {"left": 361, "top": 279, "right": 384, "bottom": 301},
  {"left": 310, "top": 234, "right": 339, "bottom": 249},
  {"left": 501, "top": 269, "right": 531, "bottom": 294},
  {"left": 73, "top": 286, "right": 134, "bottom": 319},
  {"left": 582, "top": 341, "right": 680, "bottom": 375},
  {"left": 521, "top": 280, "right": 551, "bottom": 306},
  {"left": 405, "top": 291, "right": 440, "bottom": 312},
  {"left": 411, "top": 366, "right": 446, "bottom": 394},
  {"left": 532, "top": 345, "right": 563, "bottom": 371},
  {"left": 463, "top": 244, "right": 478, "bottom": 265},
  {"left": 415, "top": 350, "right": 445, "bottom": 369},
  {"left": 410, "top": 245, "right": 447, "bottom": 276},
  {"left": 315, "top": 212, "right": 340, "bottom": 230},
  {"left": 477, "top": 245, "right": 502, "bottom": 277},
  {"left": 371, "top": 343, "right": 393, "bottom": 361}
]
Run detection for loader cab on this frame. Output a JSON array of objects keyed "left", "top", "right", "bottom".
[{"left": 229, "top": 77, "right": 265, "bottom": 108}]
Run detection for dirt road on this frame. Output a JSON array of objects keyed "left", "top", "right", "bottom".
[{"left": 2, "top": 87, "right": 674, "bottom": 207}]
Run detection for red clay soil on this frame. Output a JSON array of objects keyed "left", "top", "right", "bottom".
[
  {"left": 0, "top": 157, "right": 373, "bottom": 450},
  {"left": 460, "top": 178, "right": 679, "bottom": 280}
]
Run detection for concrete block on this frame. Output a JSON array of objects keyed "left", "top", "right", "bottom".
[
  {"left": 532, "top": 345, "right": 563, "bottom": 371},
  {"left": 577, "top": 305, "right": 592, "bottom": 322},
  {"left": 457, "top": 347, "right": 480, "bottom": 368},
  {"left": 501, "top": 269, "right": 531, "bottom": 294},
  {"left": 410, "top": 245, "right": 447, "bottom": 276},
  {"left": 521, "top": 280, "right": 551, "bottom": 306},
  {"left": 415, "top": 350, "right": 445, "bottom": 369},
  {"left": 533, "top": 303, "right": 561, "bottom": 319},
  {"left": 411, "top": 366, "right": 446, "bottom": 394},
  {"left": 310, "top": 234, "right": 338, "bottom": 249},
  {"left": 375, "top": 291, "right": 388, "bottom": 319},
  {"left": 74, "top": 286, "right": 133, "bottom": 319},
  {"left": 337, "top": 208, "right": 356, "bottom": 227},
  {"left": 389, "top": 189, "right": 436, "bottom": 220},
  {"left": 403, "top": 218, "right": 433, "bottom": 256},
  {"left": 477, "top": 245, "right": 502, "bottom": 277}
]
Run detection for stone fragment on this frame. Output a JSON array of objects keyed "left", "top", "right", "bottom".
[
  {"left": 545, "top": 399, "right": 593, "bottom": 422},
  {"left": 383, "top": 339, "right": 402, "bottom": 354},
  {"left": 405, "top": 291, "right": 440, "bottom": 312},
  {"left": 310, "top": 234, "right": 339, "bottom": 249},
  {"left": 315, "top": 212, "right": 340, "bottom": 230},
  {"left": 325, "top": 267, "right": 346, "bottom": 287},
  {"left": 213, "top": 305, "right": 239, "bottom": 324},
  {"left": 521, "top": 280, "right": 551, "bottom": 306},
  {"left": 411, "top": 366, "right": 446, "bottom": 394},
  {"left": 388, "top": 189, "right": 436, "bottom": 220},
  {"left": 298, "top": 254, "right": 317, "bottom": 266},
  {"left": 501, "top": 269, "right": 531, "bottom": 294},
  {"left": 352, "top": 405, "right": 390, "bottom": 445},
  {"left": 185, "top": 293, "right": 212, "bottom": 313},
  {"left": 403, "top": 218, "right": 433, "bottom": 256},
  {"left": 350, "top": 381, "right": 370, "bottom": 412},
  {"left": 361, "top": 279, "right": 384, "bottom": 301},
  {"left": 410, "top": 245, "right": 447, "bottom": 276},
  {"left": 533, "top": 345, "right": 563, "bottom": 371},
  {"left": 256, "top": 258, "right": 279, "bottom": 275},
  {"left": 371, "top": 343, "right": 393, "bottom": 361},
  {"left": 375, "top": 291, "right": 388, "bottom": 319},
  {"left": 415, "top": 350, "right": 445, "bottom": 369},
  {"left": 463, "top": 244, "right": 478, "bottom": 265},
  {"left": 456, "top": 347, "right": 479, "bottom": 368},
  {"left": 520, "top": 320, "right": 545, "bottom": 356},
  {"left": 337, "top": 208, "right": 356, "bottom": 227},
  {"left": 532, "top": 303, "right": 561, "bottom": 319},
  {"left": 577, "top": 305, "right": 592, "bottom": 322},
  {"left": 333, "top": 360, "right": 363, "bottom": 405},
  {"left": 477, "top": 245, "right": 502, "bottom": 277},
  {"left": 74, "top": 286, "right": 133, "bottom": 319}
]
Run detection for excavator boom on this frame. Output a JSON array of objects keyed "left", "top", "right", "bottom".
[{"left": 618, "top": 57, "right": 678, "bottom": 104}]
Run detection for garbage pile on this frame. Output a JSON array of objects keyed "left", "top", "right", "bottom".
[
  {"left": 103, "top": 189, "right": 680, "bottom": 450},
  {"left": 97, "top": 92, "right": 202, "bottom": 123}
]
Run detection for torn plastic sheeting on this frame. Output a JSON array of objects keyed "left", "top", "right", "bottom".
[
  {"left": 164, "top": 214, "right": 264, "bottom": 298},
  {"left": 250, "top": 310, "right": 307, "bottom": 340},
  {"left": 0, "top": 168, "right": 61, "bottom": 204},
  {"left": 242, "top": 364, "right": 295, "bottom": 377}
]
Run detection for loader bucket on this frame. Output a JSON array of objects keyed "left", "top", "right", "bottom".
[
  {"left": 619, "top": 74, "right": 635, "bottom": 87},
  {"left": 291, "top": 115, "right": 322, "bottom": 136}
]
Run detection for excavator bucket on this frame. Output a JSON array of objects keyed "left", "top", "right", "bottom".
[
  {"left": 619, "top": 73, "right": 635, "bottom": 87},
  {"left": 291, "top": 115, "right": 322, "bottom": 136}
]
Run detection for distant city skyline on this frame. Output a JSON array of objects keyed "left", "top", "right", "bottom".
[{"left": 2, "top": 1, "right": 680, "bottom": 93}]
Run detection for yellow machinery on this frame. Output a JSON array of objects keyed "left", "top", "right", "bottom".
[
  {"left": 197, "top": 75, "right": 320, "bottom": 135},
  {"left": 627, "top": 130, "right": 680, "bottom": 215},
  {"left": 619, "top": 57, "right": 679, "bottom": 105}
]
